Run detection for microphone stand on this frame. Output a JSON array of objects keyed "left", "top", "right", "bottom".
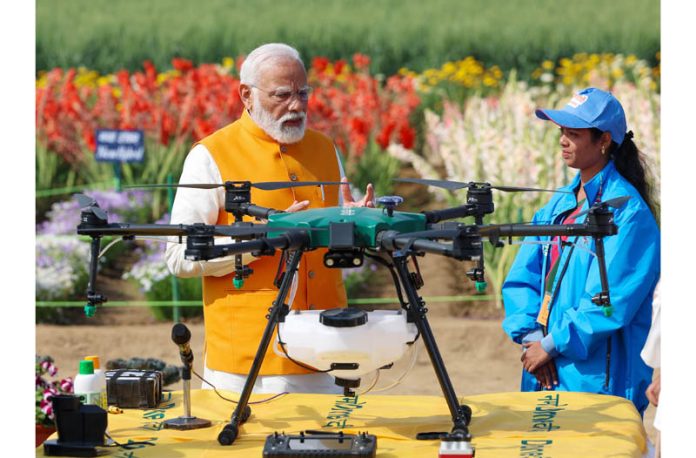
[{"left": 163, "top": 325, "right": 212, "bottom": 430}]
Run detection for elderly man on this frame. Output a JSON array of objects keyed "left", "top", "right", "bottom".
[{"left": 165, "top": 43, "right": 374, "bottom": 394}]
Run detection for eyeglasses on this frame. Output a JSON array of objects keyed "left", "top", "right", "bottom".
[{"left": 250, "top": 85, "right": 313, "bottom": 103}]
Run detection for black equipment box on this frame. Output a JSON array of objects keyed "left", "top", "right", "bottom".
[
  {"left": 44, "top": 394, "right": 107, "bottom": 457},
  {"left": 105, "top": 369, "right": 163, "bottom": 409},
  {"left": 263, "top": 431, "right": 377, "bottom": 458}
]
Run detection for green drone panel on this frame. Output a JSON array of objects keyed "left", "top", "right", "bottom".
[{"left": 266, "top": 207, "right": 427, "bottom": 249}]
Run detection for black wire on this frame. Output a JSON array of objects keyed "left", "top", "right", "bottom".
[
  {"left": 104, "top": 431, "right": 156, "bottom": 449},
  {"left": 191, "top": 369, "right": 289, "bottom": 404},
  {"left": 364, "top": 252, "right": 408, "bottom": 308},
  {"left": 364, "top": 252, "right": 421, "bottom": 343}
]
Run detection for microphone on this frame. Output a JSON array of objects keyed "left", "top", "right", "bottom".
[
  {"left": 164, "top": 323, "right": 212, "bottom": 430},
  {"left": 172, "top": 323, "right": 193, "bottom": 368}
]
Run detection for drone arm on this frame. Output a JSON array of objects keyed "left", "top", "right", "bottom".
[
  {"left": 478, "top": 218, "right": 617, "bottom": 240},
  {"left": 378, "top": 231, "right": 453, "bottom": 257},
  {"left": 191, "top": 232, "right": 311, "bottom": 260},
  {"left": 243, "top": 204, "right": 283, "bottom": 220},
  {"left": 165, "top": 241, "right": 258, "bottom": 278},
  {"left": 422, "top": 205, "right": 474, "bottom": 224}
]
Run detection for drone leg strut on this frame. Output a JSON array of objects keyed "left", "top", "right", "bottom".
[
  {"left": 217, "top": 250, "right": 304, "bottom": 446},
  {"left": 391, "top": 255, "right": 472, "bottom": 438}
]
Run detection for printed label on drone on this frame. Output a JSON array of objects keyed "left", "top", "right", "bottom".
[{"left": 95, "top": 129, "right": 145, "bottom": 163}]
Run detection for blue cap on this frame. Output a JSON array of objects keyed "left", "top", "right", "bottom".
[{"left": 535, "top": 87, "right": 627, "bottom": 145}]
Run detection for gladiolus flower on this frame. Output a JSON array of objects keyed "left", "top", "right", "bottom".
[
  {"left": 172, "top": 58, "right": 194, "bottom": 72},
  {"left": 352, "top": 53, "right": 370, "bottom": 71}
]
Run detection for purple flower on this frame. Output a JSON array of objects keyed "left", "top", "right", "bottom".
[{"left": 37, "top": 189, "right": 154, "bottom": 235}]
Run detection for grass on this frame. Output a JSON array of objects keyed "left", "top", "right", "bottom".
[{"left": 36, "top": 0, "right": 659, "bottom": 77}]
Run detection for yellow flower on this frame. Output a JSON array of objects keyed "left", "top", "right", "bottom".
[
  {"left": 542, "top": 60, "right": 554, "bottom": 70},
  {"left": 112, "top": 87, "right": 122, "bottom": 99},
  {"left": 97, "top": 76, "right": 112, "bottom": 87},
  {"left": 156, "top": 73, "right": 169, "bottom": 86},
  {"left": 483, "top": 75, "right": 497, "bottom": 87},
  {"left": 442, "top": 62, "right": 457, "bottom": 76},
  {"left": 222, "top": 57, "right": 234, "bottom": 69},
  {"left": 611, "top": 67, "right": 624, "bottom": 80},
  {"left": 74, "top": 69, "right": 100, "bottom": 88}
]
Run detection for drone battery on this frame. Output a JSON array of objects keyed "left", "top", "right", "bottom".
[{"left": 105, "top": 369, "right": 163, "bottom": 409}]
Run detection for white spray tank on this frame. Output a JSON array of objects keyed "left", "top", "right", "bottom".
[{"left": 276, "top": 308, "right": 419, "bottom": 394}]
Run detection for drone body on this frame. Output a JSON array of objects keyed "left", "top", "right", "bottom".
[{"left": 266, "top": 206, "right": 427, "bottom": 249}]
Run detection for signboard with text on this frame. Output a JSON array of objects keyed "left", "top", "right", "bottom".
[{"left": 95, "top": 129, "right": 145, "bottom": 163}]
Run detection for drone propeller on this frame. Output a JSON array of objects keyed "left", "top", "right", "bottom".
[
  {"left": 394, "top": 177, "right": 569, "bottom": 194},
  {"left": 74, "top": 193, "right": 108, "bottom": 221},
  {"left": 125, "top": 180, "right": 349, "bottom": 191},
  {"left": 575, "top": 196, "right": 631, "bottom": 218}
]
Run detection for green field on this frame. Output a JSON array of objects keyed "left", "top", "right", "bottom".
[{"left": 36, "top": 0, "right": 660, "bottom": 76}]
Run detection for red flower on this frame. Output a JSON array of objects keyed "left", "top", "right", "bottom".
[
  {"left": 172, "top": 58, "right": 194, "bottom": 72},
  {"left": 398, "top": 124, "right": 416, "bottom": 149},
  {"left": 376, "top": 122, "right": 395, "bottom": 150},
  {"left": 333, "top": 59, "right": 346, "bottom": 75},
  {"left": 312, "top": 56, "right": 330, "bottom": 73},
  {"left": 352, "top": 53, "right": 371, "bottom": 71},
  {"left": 82, "top": 129, "right": 96, "bottom": 152}
]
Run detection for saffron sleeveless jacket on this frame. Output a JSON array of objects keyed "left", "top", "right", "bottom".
[{"left": 199, "top": 111, "right": 347, "bottom": 375}]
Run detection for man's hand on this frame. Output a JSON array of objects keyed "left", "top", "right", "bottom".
[
  {"left": 646, "top": 374, "right": 660, "bottom": 406},
  {"left": 340, "top": 177, "right": 375, "bottom": 208},
  {"left": 521, "top": 341, "right": 552, "bottom": 373},
  {"left": 285, "top": 200, "right": 310, "bottom": 213}
]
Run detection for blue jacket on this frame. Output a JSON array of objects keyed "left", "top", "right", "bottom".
[{"left": 501, "top": 161, "right": 660, "bottom": 414}]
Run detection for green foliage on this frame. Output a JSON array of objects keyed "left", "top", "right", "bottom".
[
  {"left": 36, "top": 0, "right": 660, "bottom": 78},
  {"left": 347, "top": 141, "right": 401, "bottom": 198},
  {"left": 143, "top": 277, "right": 204, "bottom": 321}
]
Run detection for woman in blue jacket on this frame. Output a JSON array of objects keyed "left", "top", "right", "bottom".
[{"left": 501, "top": 87, "right": 659, "bottom": 415}]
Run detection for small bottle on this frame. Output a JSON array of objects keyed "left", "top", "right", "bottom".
[
  {"left": 84, "top": 355, "right": 107, "bottom": 409},
  {"left": 74, "top": 360, "right": 101, "bottom": 406}
]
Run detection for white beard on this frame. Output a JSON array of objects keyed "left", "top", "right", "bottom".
[{"left": 249, "top": 92, "right": 307, "bottom": 144}]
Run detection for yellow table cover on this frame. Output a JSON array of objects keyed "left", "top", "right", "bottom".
[{"left": 38, "top": 389, "right": 648, "bottom": 457}]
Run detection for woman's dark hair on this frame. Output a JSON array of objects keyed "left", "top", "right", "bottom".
[{"left": 590, "top": 128, "right": 658, "bottom": 220}]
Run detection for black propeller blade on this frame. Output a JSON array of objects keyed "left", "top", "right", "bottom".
[
  {"left": 125, "top": 181, "right": 350, "bottom": 191},
  {"left": 394, "top": 178, "right": 569, "bottom": 194},
  {"left": 74, "top": 193, "right": 108, "bottom": 221},
  {"left": 575, "top": 196, "right": 631, "bottom": 218}
]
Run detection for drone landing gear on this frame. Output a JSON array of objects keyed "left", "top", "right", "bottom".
[
  {"left": 218, "top": 250, "right": 304, "bottom": 446},
  {"left": 218, "top": 405, "right": 251, "bottom": 445},
  {"left": 391, "top": 253, "right": 473, "bottom": 440},
  {"left": 218, "top": 244, "right": 473, "bottom": 445}
]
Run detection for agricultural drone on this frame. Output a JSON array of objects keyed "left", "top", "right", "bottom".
[{"left": 75, "top": 178, "right": 624, "bottom": 447}]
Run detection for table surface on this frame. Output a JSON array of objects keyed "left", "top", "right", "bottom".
[{"left": 38, "top": 389, "right": 648, "bottom": 458}]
